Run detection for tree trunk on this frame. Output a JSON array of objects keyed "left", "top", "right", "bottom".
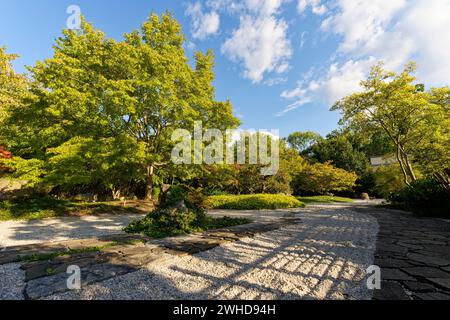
[
  {"left": 400, "top": 150, "right": 417, "bottom": 183},
  {"left": 434, "top": 171, "right": 450, "bottom": 197},
  {"left": 396, "top": 146, "right": 411, "bottom": 186},
  {"left": 145, "top": 164, "right": 154, "bottom": 201}
]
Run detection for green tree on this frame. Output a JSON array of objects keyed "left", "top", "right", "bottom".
[
  {"left": 412, "top": 87, "right": 450, "bottom": 194},
  {"left": 333, "top": 62, "right": 441, "bottom": 186},
  {"left": 287, "top": 131, "right": 321, "bottom": 153},
  {"left": 2, "top": 13, "right": 239, "bottom": 199},
  {"left": 308, "top": 129, "right": 370, "bottom": 176},
  {"left": 0, "top": 47, "right": 34, "bottom": 147},
  {"left": 292, "top": 161, "right": 357, "bottom": 195}
]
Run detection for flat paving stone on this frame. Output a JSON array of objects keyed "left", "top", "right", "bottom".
[
  {"left": 354, "top": 206, "right": 450, "bottom": 300},
  {"left": 406, "top": 253, "right": 450, "bottom": 267},
  {"left": 427, "top": 278, "right": 450, "bottom": 291},
  {"left": 412, "top": 292, "right": 450, "bottom": 300},
  {"left": 25, "top": 263, "right": 136, "bottom": 300},
  {"left": 382, "top": 269, "right": 415, "bottom": 281},
  {"left": 403, "top": 281, "right": 436, "bottom": 292},
  {"left": 402, "top": 267, "right": 450, "bottom": 278},
  {"left": 373, "top": 281, "right": 411, "bottom": 300}
]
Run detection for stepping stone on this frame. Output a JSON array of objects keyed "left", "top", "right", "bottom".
[
  {"left": 382, "top": 269, "right": 415, "bottom": 281},
  {"left": 403, "top": 281, "right": 436, "bottom": 293},
  {"left": 376, "top": 243, "right": 408, "bottom": 255},
  {"left": 412, "top": 292, "right": 450, "bottom": 300},
  {"left": 402, "top": 267, "right": 450, "bottom": 278},
  {"left": 427, "top": 278, "right": 450, "bottom": 291},
  {"left": 407, "top": 253, "right": 450, "bottom": 267},
  {"left": 375, "top": 258, "right": 413, "bottom": 268},
  {"left": 25, "top": 263, "right": 136, "bottom": 300},
  {"left": 373, "top": 281, "right": 411, "bottom": 300},
  {"left": 397, "top": 242, "right": 424, "bottom": 250},
  {"left": 22, "top": 252, "right": 108, "bottom": 281}
]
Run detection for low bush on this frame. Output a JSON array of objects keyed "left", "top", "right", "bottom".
[
  {"left": 125, "top": 186, "right": 251, "bottom": 238},
  {"left": 389, "top": 178, "right": 450, "bottom": 217},
  {"left": 208, "top": 194, "right": 304, "bottom": 210},
  {"left": 124, "top": 208, "right": 251, "bottom": 238}
]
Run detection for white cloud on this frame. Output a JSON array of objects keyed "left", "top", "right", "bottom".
[
  {"left": 278, "top": 58, "right": 375, "bottom": 116},
  {"left": 279, "top": 0, "right": 450, "bottom": 116},
  {"left": 321, "top": 0, "right": 407, "bottom": 55},
  {"left": 398, "top": 0, "right": 450, "bottom": 84},
  {"left": 298, "top": 0, "right": 327, "bottom": 15},
  {"left": 300, "top": 31, "right": 308, "bottom": 49},
  {"left": 186, "top": 2, "right": 220, "bottom": 39},
  {"left": 320, "top": 0, "right": 450, "bottom": 84},
  {"left": 245, "top": 0, "right": 284, "bottom": 16},
  {"left": 221, "top": 0, "right": 292, "bottom": 83},
  {"left": 206, "top": 0, "right": 245, "bottom": 13},
  {"left": 264, "top": 76, "right": 288, "bottom": 86}
]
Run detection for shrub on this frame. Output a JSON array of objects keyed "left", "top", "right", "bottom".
[
  {"left": 389, "top": 178, "right": 450, "bottom": 217},
  {"left": 208, "top": 194, "right": 304, "bottom": 210},
  {"left": 124, "top": 207, "right": 200, "bottom": 238},
  {"left": 373, "top": 164, "right": 408, "bottom": 198},
  {"left": 292, "top": 162, "right": 357, "bottom": 196},
  {"left": 125, "top": 186, "right": 251, "bottom": 238}
]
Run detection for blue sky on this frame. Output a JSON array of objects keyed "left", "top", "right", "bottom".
[{"left": 1, "top": 0, "right": 449, "bottom": 138}]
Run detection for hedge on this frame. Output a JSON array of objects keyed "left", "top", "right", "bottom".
[{"left": 208, "top": 194, "right": 305, "bottom": 210}]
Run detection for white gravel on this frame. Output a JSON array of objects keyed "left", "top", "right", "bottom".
[
  {"left": 0, "top": 263, "right": 25, "bottom": 300},
  {"left": 0, "top": 213, "right": 145, "bottom": 247},
  {"left": 44, "top": 208, "right": 379, "bottom": 300}
]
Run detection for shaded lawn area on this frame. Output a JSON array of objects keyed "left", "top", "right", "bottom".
[
  {"left": 298, "top": 196, "right": 355, "bottom": 204},
  {"left": 0, "top": 198, "right": 153, "bottom": 221}
]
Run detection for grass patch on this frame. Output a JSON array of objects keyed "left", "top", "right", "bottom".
[
  {"left": 208, "top": 194, "right": 305, "bottom": 210},
  {"left": 0, "top": 198, "right": 151, "bottom": 221},
  {"left": 298, "top": 195, "right": 355, "bottom": 204}
]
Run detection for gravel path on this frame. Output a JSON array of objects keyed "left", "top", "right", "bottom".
[
  {"left": 0, "top": 263, "right": 25, "bottom": 300},
  {"left": 0, "top": 214, "right": 145, "bottom": 248},
  {"left": 44, "top": 207, "right": 379, "bottom": 300}
]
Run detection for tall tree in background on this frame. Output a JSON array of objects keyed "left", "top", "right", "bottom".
[
  {"left": 333, "top": 62, "right": 442, "bottom": 186},
  {"left": 413, "top": 87, "right": 450, "bottom": 194},
  {"left": 287, "top": 131, "right": 321, "bottom": 154},
  {"left": 0, "top": 47, "right": 34, "bottom": 147}
]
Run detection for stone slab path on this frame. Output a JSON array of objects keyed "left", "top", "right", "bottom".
[
  {"left": 2, "top": 203, "right": 449, "bottom": 300},
  {"left": 0, "top": 207, "right": 380, "bottom": 300},
  {"left": 355, "top": 206, "right": 450, "bottom": 300},
  {"left": 1, "top": 215, "right": 304, "bottom": 299},
  {"left": 42, "top": 208, "right": 378, "bottom": 300}
]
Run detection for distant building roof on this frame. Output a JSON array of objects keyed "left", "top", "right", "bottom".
[{"left": 370, "top": 154, "right": 397, "bottom": 167}]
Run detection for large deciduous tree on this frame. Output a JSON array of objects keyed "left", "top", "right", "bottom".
[
  {"left": 332, "top": 62, "right": 443, "bottom": 186},
  {"left": 2, "top": 13, "right": 239, "bottom": 199}
]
